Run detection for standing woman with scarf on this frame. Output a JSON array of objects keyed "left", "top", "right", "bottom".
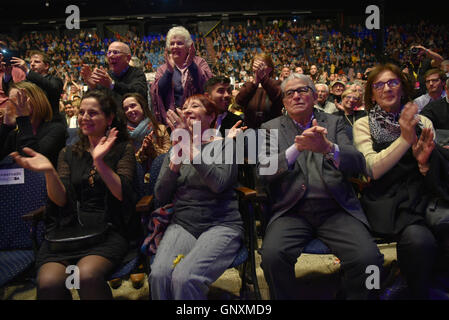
[
  {"left": 353, "top": 63, "right": 449, "bottom": 299},
  {"left": 122, "top": 92, "right": 170, "bottom": 173},
  {"left": 150, "top": 26, "right": 213, "bottom": 125}
]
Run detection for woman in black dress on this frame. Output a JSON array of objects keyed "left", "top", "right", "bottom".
[{"left": 11, "top": 90, "right": 139, "bottom": 300}]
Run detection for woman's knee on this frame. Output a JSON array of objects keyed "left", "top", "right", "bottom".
[
  {"left": 77, "top": 258, "right": 112, "bottom": 286},
  {"left": 171, "top": 265, "right": 198, "bottom": 289},
  {"left": 149, "top": 258, "right": 173, "bottom": 284},
  {"left": 37, "top": 263, "right": 68, "bottom": 293}
]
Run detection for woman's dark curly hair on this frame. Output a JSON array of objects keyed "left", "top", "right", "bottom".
[{"left": 73, "top": 89, "right": 129, "bottom": 156}]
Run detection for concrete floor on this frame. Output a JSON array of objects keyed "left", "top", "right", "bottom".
[{"left": 0, "top": 242, "right": 397, "bottom": 300}]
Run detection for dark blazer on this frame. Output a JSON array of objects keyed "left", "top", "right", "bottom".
[
  {"left": 0, "top": 116, "right": 67, "bottom": 167},
  {"left": 220, "top": 111, "right": 244, "bottom": 137},
  {"left": 257, "top": 111, "right": 369, "bottom": 228},
  {"left": 109, "top": 66, "right": 148, "bottom": 106},
  {"left": 420, "top": 97, "right": 449, "bottom": 130},
  {"left": 26, "top": 71, "right": 64, "bottom": 123},
  {"left": 218, "top": 111, "right": 243, "bottom": 138}
]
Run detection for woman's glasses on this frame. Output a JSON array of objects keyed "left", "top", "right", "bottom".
[{"left": 372, "top": 79, "right": 401, "bottom": 91}]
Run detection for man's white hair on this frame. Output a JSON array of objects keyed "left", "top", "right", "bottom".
[
  {"left": 315, "top": 83, "right": 329, "bottom": 93},
  {"left": 281, "top": 73, "right": 316, "bottom": 93}
]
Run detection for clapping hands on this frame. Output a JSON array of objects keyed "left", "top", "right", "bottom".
[
  {"left": 91, "top": 127, "right": 118, "bottom": 162},
  {"left": 9, "top": 88, "right": 31, "bottom": 118},
  {"left": 253, "top": 59, "right": 272, "bottom": 84},
  {"left": 226, "top": 120, "right": 247, "bottom": 139},
  {"left": 81, "top": 64, "right": 113, "bottom": 89},
  {"left": 294, "top": 119, "right": 333, "bottom": 153}
]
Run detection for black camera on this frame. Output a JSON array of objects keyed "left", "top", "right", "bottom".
[
  {"left": 410, "top": 47, "right": 420, "bottom": 55},
  {"left": 1, "top": 48, "right": 19, "bottom": 66}
]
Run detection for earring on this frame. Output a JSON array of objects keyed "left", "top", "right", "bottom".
[{"left": 106, "top": 125, "right": 111, "bottom": 137}]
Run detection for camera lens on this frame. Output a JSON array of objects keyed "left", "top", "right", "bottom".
[{"left": 410, "top": 47, "right": 419, "bottom": 54}]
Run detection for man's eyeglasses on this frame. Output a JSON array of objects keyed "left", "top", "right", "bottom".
[
  {"left": 106, "top": 50, "right": 126, "bottom": 56},
  {"left": 372, "top": 79, "right": 401, "bottom": 91},
  {"left": 425, "top": 78, "right": 441, "bottom": 84},
  {"left": 284, "top": 86, "right": 313, "bottom": 98}
]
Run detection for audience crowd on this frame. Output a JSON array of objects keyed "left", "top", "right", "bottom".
[{"left": 2, "top": 16, "right": 449, "bottom": 301}]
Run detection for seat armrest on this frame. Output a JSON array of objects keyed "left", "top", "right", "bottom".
[
  {"left": 22, "top": 206, "right": 46, "bottom": 222},
  {"left": 235, "top": 186, "right": 257, "bottom": 200},
  {"left": 136, "top": 195, "right": 154, "bottom": 213}
]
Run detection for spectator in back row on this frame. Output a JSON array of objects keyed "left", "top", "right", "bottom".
[
  {"left": 235, "top": 53, "right": 283, "bottom": 129},
  {"left": 328, "top": 80, "right": 345, "bottom": 104},
  {"left": 414, "top": 69, "right": 446, "bottom": 112},
  {"left": 314, "top": 83, "right": 338, "bottom": 114},
  {"left": 5, "top": 50, "right": 64, "bottom": 124},
  {"left": 0, "top": 41, "right": 26, "bottom": 109},
  {"left": 63, "top": 101, "right": 78, "bottom": 128},
  {"left": 151, "top": 26, "right": 213, "bottom": 125},
  {"left": 279, "top": 66, "right": 291, "bottom": 82},
  {"left": 404, "top": 45, "right": 444, "bottom": 98},
  {"left": 204, "top": 76, "right": 242, "bottom": 138},
  {"left": 333, "top": 89, "right": 366, "bottom": 138},
  {"left": 420, "top": 78, "right": 449, "bottom": 130},
  {"left": 81, "top": 41, "right": 148, "bottom": 107}
]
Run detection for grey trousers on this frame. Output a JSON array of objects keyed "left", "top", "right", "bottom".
[{"left": 149, "top": 223, "right": 242, "bottom": 300}]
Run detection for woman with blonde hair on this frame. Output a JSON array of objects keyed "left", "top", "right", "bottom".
[
  {"left": 333, "top": 89, "right": 366, "bottom": 129},
  {"left": 150, "top": 26, "right": 213, "bottom": 125},
  {"left": 0, "top": 81, "right": 66, "bottom": 166}
]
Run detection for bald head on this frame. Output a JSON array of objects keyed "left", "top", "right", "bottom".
[
  {"left": 109, "top": 41, "right": 131, "bottom": 54},
  {"left": 107, "top": 42, "right": 131, "bottom": 74}
]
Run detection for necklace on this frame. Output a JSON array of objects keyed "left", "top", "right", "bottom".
[{"left": 344, "top": 113, "right": 355, "bottom": 127}]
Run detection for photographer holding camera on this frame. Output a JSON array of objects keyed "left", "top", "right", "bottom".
[
  {"left": 2, "top": 50, "right": 64, "bottom": 125},
  {"left": 403, "top": 44, "right": 444, "bottom": 98},
  {"left": 0, "top": 41, "right": 26, "bottom": 110}
]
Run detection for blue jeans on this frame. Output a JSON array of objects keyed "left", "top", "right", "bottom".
[{"left": 149, "top": 223, "right": 242, "bottom": 300}]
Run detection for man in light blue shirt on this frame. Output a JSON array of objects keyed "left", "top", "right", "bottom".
[{"left": 415, "top": 69, "right": 447, "bottom": 113}]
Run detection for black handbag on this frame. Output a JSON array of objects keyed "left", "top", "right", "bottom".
[
  {"left": 425, "top": 198, "right": 449, "bottom": 237},
  {"left": 45, "top": 201, "right": 111, "bottom": 253},
  {"left": 45, "top": 223, "right": 110, "bottom": 252}
]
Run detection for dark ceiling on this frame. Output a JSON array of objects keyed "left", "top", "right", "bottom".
[{"left": 0, "top": 0, "right": 447, "bottom": 22}]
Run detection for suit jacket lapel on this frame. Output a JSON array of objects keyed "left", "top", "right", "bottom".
[{"left": 314, "top": 111, "right": 327, "bottom": 177}]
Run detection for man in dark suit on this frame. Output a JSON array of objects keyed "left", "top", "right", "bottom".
[
  {"left": 204, "top": 76, "right": 242, "bottom": 138},
  {"left": 6, "top": 51, "right": 64, "bottom": 124},
  {"left": 257, "top": 73, "right": 384, "bottom": 300},
  {"left": 420, "top": 78, "right": 449, "bottom": 130}
]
